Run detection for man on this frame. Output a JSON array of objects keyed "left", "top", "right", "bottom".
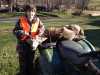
[
  {"left": 13, "top": 5, "right": 45, "bottom": 75},
  {"left": 56, "top": 25, "right": 100, "bottom": 75}
]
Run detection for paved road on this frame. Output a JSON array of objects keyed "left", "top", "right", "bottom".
[{"left": 0, "top": 17, "right": 18, "bottom": 23}]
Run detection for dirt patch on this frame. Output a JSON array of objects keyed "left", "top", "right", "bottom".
[{"left": 0, "top": 29, "right": 13, "bottom": 33}]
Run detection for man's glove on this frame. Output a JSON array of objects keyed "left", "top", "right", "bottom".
[{"left": 19, "top": 31, "right": 30, "bottom": 42}]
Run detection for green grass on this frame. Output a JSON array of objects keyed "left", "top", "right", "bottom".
[
  {"left": 43, "top": 15, "right": 100, "bottom": 29},
  {"left": 0, "top": 14, "right": 100, "bottom": 75},
  {"left": 0, "top": 32, "right": 19, "bottom": 75},
  {"left": 0, "top": 11, "right": 58, "bottom": 18},
  {"left": 0, "top": 23, "right": 14, "bottom": 30},
  {"left": 0, "top": 12, "right": 24, "bottom": 18}
]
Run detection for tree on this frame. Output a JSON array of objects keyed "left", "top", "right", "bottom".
[
  {"left": 70, "top": 0, "right": 90, "bottom": 15},
  {"left": 8, "top": 0, "right": 14, "bottom": 12}
]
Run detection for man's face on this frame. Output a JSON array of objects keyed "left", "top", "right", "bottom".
[{"left": 26, "top": 10, "right": 36, "bottom": 21}]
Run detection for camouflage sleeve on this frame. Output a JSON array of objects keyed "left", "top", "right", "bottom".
[{"left": 38, "top": 18, "right": 45, "bottom": 36}]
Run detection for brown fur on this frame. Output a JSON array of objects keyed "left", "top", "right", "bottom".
[
  {"left": 43, "top": 27, "right": 63, "bottom": 42},
  {"left": 43, "top": 25, "right": 85, "bottom": 42}
]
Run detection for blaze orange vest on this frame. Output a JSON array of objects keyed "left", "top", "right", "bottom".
[{"left": 19, "top": 16, "right": 39, "bottom": 39}]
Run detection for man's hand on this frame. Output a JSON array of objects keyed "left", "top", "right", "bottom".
[{"left": 29, "top": 36, "right": 47, "bottom": 50}]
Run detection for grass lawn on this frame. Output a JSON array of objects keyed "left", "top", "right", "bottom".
[{"left": 0, "top": 14, "right": 100, "bottom": 75}]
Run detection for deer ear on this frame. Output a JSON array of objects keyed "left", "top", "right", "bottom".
[
  {"left": 78, "top": 28, "right": 86, "bottom": 39},
  {"left": 73, "top": 28, "right": 85, "bottom": 41},
  {"left": 79, "top": 28, "right": 84, "bottom": 36}
]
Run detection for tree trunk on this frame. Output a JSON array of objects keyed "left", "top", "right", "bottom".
[
  {"left": 45, "top": 0, "right": 49, "bottom": 11},
  {"left": 8, "top": 0, "right": 13, "bottom": 13},
  {"left": 0, "top": 0, "right": 1, "bottom": 7}
]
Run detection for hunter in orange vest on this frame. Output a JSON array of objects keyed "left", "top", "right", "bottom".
[{"left": 13, "top": 5, "right": 45, "bottom": 75}]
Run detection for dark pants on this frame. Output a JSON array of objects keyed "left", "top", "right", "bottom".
[{"left": 17, "top": 43, "right": 36, "bottom": 75}]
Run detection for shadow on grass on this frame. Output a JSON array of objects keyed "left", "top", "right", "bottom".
[
  {"left": 85, "top": 29, "right": 100, "bottom": 49},
  {"left": 87, "top": 16, "right": 100, "bottom": 27},
  {"left": 88, "top": 20, "right": 100, "bottom": 27},
  {"left": 88, "top": 16, "right": 100, "bottom": 19},
  {"left": 37, "top": 12, "right": 59, "bottom": 17}
]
